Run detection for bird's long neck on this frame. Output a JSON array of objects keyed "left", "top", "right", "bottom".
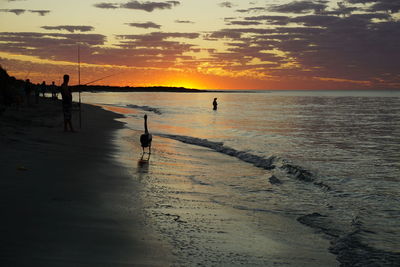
[{"left": 144, "top": 117, "right": 149, "bottom": 134}]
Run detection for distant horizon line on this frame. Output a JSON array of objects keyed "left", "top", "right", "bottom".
[{"left": 71, "top": 84, "right": 400, "bottom": 92}]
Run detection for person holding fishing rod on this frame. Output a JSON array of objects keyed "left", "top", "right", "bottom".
[{"left": 61, "top": 74, "right": 75, "bottom": 132}]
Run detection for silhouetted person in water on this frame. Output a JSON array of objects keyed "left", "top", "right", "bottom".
[
  {"left": 61, "top": 74, "right": 74, "bottom": 132},
  {"left": 140, "top": 114, "right": 152, "bottom": 157},
  {"left": 213, "top": 98, "right": 218, "bottom": 110}
]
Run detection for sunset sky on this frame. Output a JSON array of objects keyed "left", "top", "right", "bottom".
[{"left": 0, "top": 0, "right": 399, "bottom": 89}]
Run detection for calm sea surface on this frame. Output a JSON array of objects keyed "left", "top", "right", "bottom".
[{"left": 83, "top": 90, "right": 400, "bottom": 265}]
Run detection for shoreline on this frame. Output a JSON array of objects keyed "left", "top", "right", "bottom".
[
  {"left": 0, "top": 98, "right": 172, "bottom": 266},
  {"left": 111, "top": 118, "right": 339, "bottom": 266}
]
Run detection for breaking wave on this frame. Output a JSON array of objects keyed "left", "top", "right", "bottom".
[
  {"left": 157, "top": 134, "right": 400, "bottom": 266},
  {"left": 297, "top": 213, "right": 400, "bottom": 266},
  {"left": 160, "top": 134, "right": 331, "bottom": 191},
  {"left": 126, "top": 104, "right": 162, "bottom": 114},
  {"left": 161, "top": 134, "right": 277, "bottom": 170}
]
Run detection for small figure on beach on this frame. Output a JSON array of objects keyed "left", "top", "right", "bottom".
[
  {"left": 40, "top": 81, "right": 46, "bottom": 97},
  {"left": 15, "top": 79, "right": 24, "bottom": 109},
  {"left": 213, "top": 98, "right": 218, "bottom": 110},
  {"left": 140, "top": 114, "right": 152, "bottom": 158},
  {"left": 34, "top": 83, "right": 40, "bottom": 104},
  {"left": 24, "top": 79, "right": 32, "bottom": 106},
  {"left": 50, "top": 81, "right": 57, "bottom": 100},
  {"left": 61, "top": 74, "right": 74, "bottom": 132}
]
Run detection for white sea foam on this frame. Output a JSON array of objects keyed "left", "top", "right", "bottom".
[
  {"left": 126, "top": 104, "right": 162, "bottom": 114},
  {"left": 160, "top": 134, "right": 277, "bottom": 170}
]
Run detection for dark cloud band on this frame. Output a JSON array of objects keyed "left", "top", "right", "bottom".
[
  {"left": 0, "top": 9, "right": 50, "bottom": 16},
  {"left": 126, "top": 22, "right": 161, "bottom": 29},
  {"left": 0, "top": 9, "right": 25, "bottom": 15},
  {"left": 268, "top": 1, "right": 328, "bottom": 14},
  {"left": 29, "top": 10, "right": 50, "bottom": 16},
  {"left": 94, "top": 1, "right": 180, "bottom": 12},
  {"left": 41, "top": 25, "right": 95, "bottom": 33},
  {"left": 219, "top": 2, "right": 234, "bottom": 8}
]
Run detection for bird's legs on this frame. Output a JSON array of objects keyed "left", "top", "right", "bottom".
[
  {"left": 140, "top": 148, "right": 151, "bottom": 160},
  {"left": 141, "top": 146, "right": 151, "bottom": 159}
]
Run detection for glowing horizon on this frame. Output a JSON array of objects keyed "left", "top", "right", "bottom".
[{"left": 0, "top": 0, "right": 399, "bottom": 90}]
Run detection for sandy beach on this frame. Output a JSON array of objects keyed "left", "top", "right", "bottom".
[{"left": 0, "top": 98, "right": 172, "bottom": 266}]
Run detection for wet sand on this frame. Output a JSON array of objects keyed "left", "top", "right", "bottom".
[
  {"left": 112, "top": 124, "right": 339, "bottom": 267},
  {"left": 0, "top": 98, "right": 172, "bottom": 266}
]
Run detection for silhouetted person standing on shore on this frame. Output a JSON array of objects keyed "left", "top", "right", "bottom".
[
  {"left": 24, "top": 79, "right": 32, "bottom": 106},
  {"left": 41, "top": 81, "right": 46, "bottom": 97},
  {"left": 51, "top": 81, "right": 57, "bottom": 100},
  {"left": 35, "top": 83, "right": 40, "bottom": 104},
  {"left": 213, "top": 98, "right": 218, "bottom": 110},
  {"left": 61, "top": 74, "right": 74, "bottom": 132}
]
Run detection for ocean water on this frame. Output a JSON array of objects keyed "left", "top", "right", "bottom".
[{"left": 83, "top": 90, "right": 400, "bottom": 266}]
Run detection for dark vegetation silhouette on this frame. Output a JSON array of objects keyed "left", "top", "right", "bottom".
[
  {"left": 72, "top": 84, "right": 205, "bottom": 93},
  {"left": 0, "top": 66, "right": 74, "bottom": 133},
  {"left": 0, "top": 66, "right": 28, "bottom": 111},
  {"left": 0, "top": 66, "right": 61, "bottom": 109}
]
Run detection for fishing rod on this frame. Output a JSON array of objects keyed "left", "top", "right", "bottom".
[
  {"left": 74, "top": 70, "right": 123, "bottom": 126},
  {"left": 76, "top": 35, "right": 124, "bottom": 129},
  {"left": 78, "top": 42, "right": 82, "bottom": 129},
  {"left": 83, "top": 72, "right": 123, "bottom": 86},
  {"left": 24, "top": 65, "right": 33, "bottom": 80}
]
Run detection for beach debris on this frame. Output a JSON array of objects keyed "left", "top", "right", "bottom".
[
  {"left": 165, "top": 213, "right": 186, "bottom": 223},
  {"left": 269, "top": 175, "right": 282, "bottom": 185}
]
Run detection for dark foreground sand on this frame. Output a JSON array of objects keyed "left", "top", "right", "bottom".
[{"left": 0, "top": 98, "right": 172, "bottom": 266}]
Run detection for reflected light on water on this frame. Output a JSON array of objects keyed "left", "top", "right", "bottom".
[{"left": 96, "top": 104, "right": 139, "bottom": 115}]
